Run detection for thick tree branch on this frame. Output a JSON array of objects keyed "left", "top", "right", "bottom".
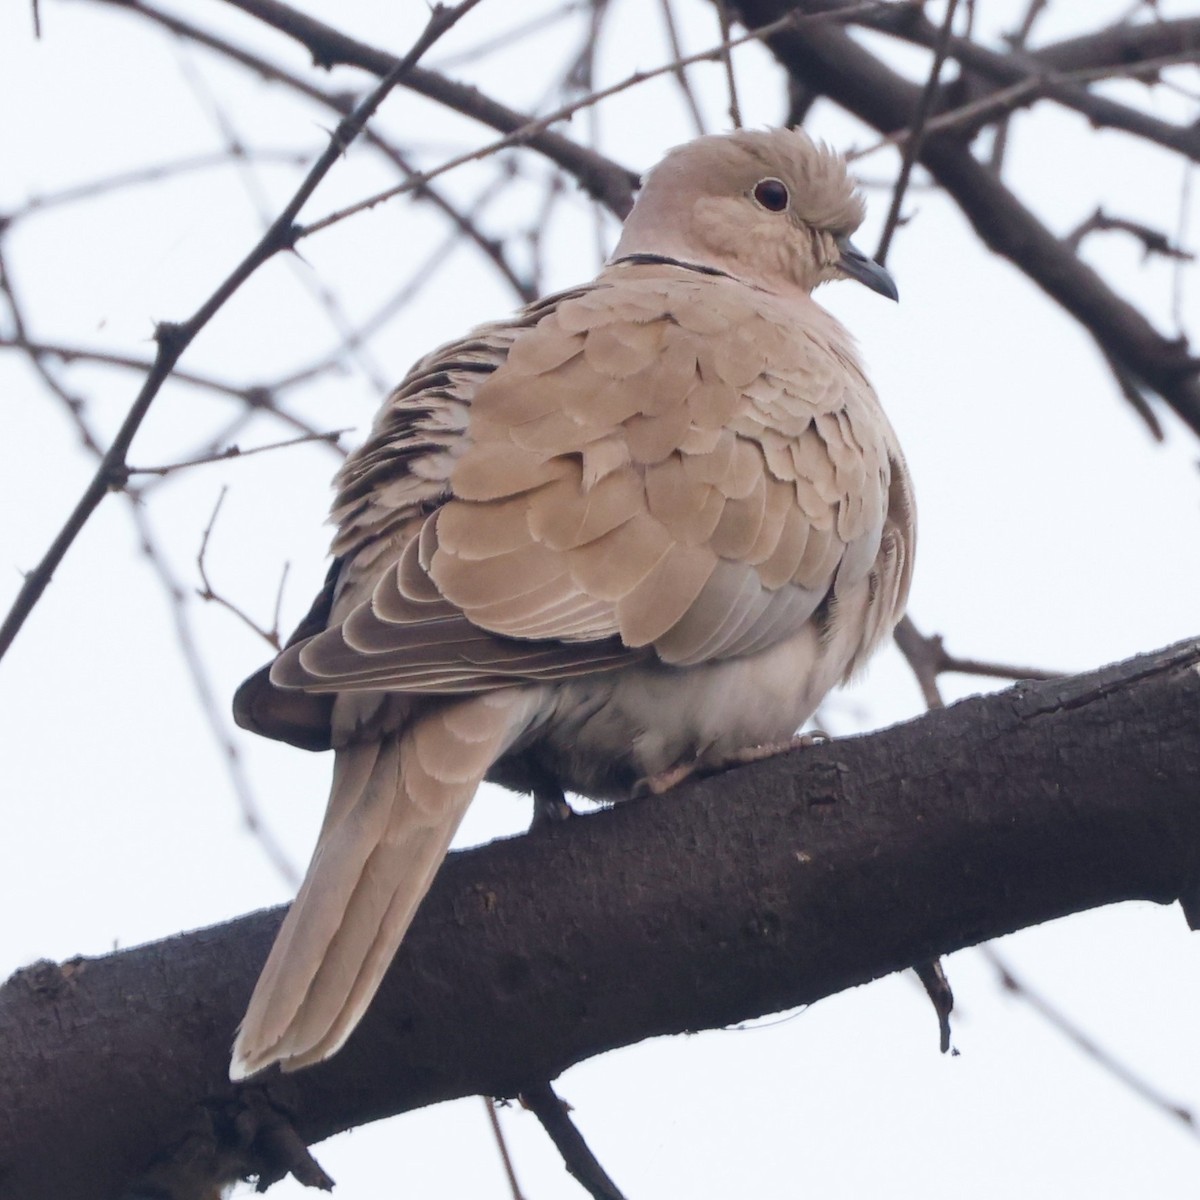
[
  {"left": 1028, "top": 17, "right": 1200, "bottom": 77},
  {"left": 2, "top": 638, "right": 1198, "bottom": 1198}
]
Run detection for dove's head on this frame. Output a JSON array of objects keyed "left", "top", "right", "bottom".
[{"left": 613, "top": 128, "right": 897, "bottom": 302}]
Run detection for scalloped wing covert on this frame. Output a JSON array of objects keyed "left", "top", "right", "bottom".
[{"left": 268, "top": 260, "right": 907, "bottom": 708}]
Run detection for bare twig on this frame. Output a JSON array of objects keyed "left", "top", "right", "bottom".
[
  {"left": 272, "top": 166, "right": 523, "bottom": 393},
  {"left": 715, "top": 0, "right": 743, "bottom": 128},
  {"left": 176, "top": 51, "right": 393, "bottom": 396},
  {"left": 894, "top": 617, "right": 945, "bottom": 710},
  {"left": 0, "top": 336, "right": 343, "bottom": 446},
  {"left": 0, "top": 0, "right": 482, "bottom": 664},
  {"left": 374, "top": 140, "right": 537, "bottom": 305},
  {"left": 127, "top": 429, "right": 348, "bottom": 479},
  {"left": 519, "top": 1083, "right": 628, "bottom": 1200},
  {"left": 875, "top": 0, "right": 961, "bottom": 266},
  {"left": 0, "top": 247, "right": 105, "bottom": 457},
  {"left": 196, "top": 488, "right": 287, "bottom": 652},
  {"left": 269, "top": 562, "right": 291, "bottom": 650},
  {"left": 2, "top": 240, "right": 301, "bottom": 887},
  {"left": 525, "top": 171, "right": 569, "bottom": 297},
  {"left": 432, "top": 2, "right": 587, "bottom": 71},
  {"left": 980, "top": 945, "right": 1199, "bottom": 1138},
  {"left": 849, "top": 53, "right": 1200, "bottom": 167},
  {"left": 1057, "top": 204, "right": 1193, "bottom": 438},
  {"left": 100, "top": 0, "right": 640, "bottom": 217},
  {"left": 1009, "top": 0, "right": 1050, "bottom": 49},
  {"left": 913, "top": 957, "right": 955, "bottom": 1054},
  {"left": 560, "top": 0, "right": 614, "bottom": 268},
  {"left": 134, "top": 501, "right": 301, "bottom": 887},
  {"left": 1066, "top": 206, "right": 1195, "bottom": 262},
  {"left": 160, "top": 23, "right": 538, "bottom": 304},
  {"left": 5, "top": 148, "right": 314, "bottom": 225},
  {"left": 657, "top": 0, "right": 708, "bottom": 135},
  {"left": 1174, "top": 166, "right": 1193, "bottom": 334},
  {"left": 5, "top": 150, "right": 311, "bottom": 225},
  {"left": 302, "top": 5, "right": 887, "bottom": 240},
  {"left": 865, "top": 5, "right": 1200, "bottom": 164},
  {"left": 484, "top": 1099, "right": 528, "bottom": 1200},
  {"left": 894, "top": 615, "right": 1063, "bottom": 713},
  {"left": 941, "top": 650, "right": 1064, "bottom": 684},
  {"left": 991, "top": 0, "right": 1049, "bottom": 170}
]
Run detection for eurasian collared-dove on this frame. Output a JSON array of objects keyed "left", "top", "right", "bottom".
[{"left": 229, "top": 128, "right": 914, "bottom": 1080}]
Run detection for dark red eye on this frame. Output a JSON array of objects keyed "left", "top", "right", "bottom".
[{"left": 753, "top": 178, "right": 789, "bottom": 212}]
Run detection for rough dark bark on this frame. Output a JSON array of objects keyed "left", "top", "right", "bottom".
[{"left": 2, "top": 638, "right": 1198, "bottom": 1199}]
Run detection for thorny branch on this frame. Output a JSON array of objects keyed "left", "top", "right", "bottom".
[
  {"left": 0, "top": 335, "right": 340, "bottom": 441},
  {"left": 127, "top": 429, "right": 349, "bottom": 480},
  {"left": 0, "top": 0, "right": 484, "bottom": 664}
]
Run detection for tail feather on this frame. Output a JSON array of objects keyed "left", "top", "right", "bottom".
[
  {"left": 230, "top": 691, "right": 532, "bottom": 1080},
  {"left": 282, "top": 819, "right": 465, "bottom": 1070}
]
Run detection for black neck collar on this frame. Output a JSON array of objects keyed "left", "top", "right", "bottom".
[{"left": 611, "top": 253, "right": 733, "bottom": 279}]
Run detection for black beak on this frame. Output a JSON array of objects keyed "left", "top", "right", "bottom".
[{"left": 836, "top": 237, "right": 899, "bottom": 302}]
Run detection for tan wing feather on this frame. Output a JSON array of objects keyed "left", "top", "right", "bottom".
[{"left": 268, "top": 260, "right": 904, "bottom": 718}]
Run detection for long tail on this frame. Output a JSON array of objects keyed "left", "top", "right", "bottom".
[{"left": 230, "top": 690, "right": 532, "bottom": 1079}]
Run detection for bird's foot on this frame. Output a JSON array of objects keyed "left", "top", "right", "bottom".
[
  {"left": 529, "top": 784, "right": 576, "bottom": 830},
  {"left": 717, "top": 730, "right": 831, "bottom": 768},
  {"left": 632, "top": 761, "right": 699, "bottom": 797},
  {"left": 632, "top": 731, "right": 831, "bottom": 797}
]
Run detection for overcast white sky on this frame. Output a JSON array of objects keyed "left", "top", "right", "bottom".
[{"left": 2, "top": 1, "right": 1199, "bottom": 1197}]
